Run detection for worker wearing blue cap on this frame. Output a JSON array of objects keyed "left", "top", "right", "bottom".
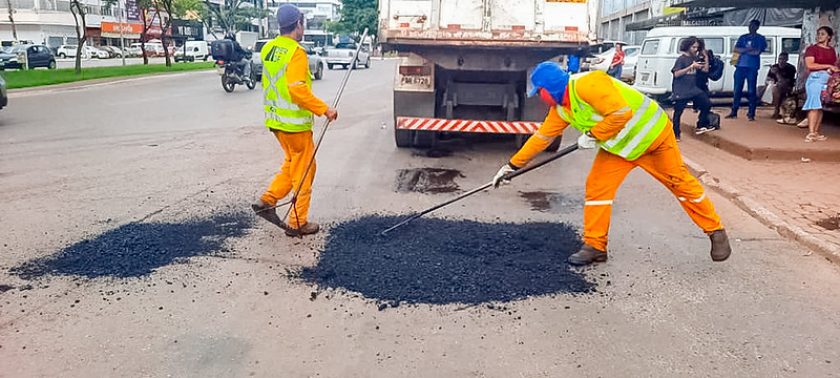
[
  {"left": 252, "top": 4, "right": 338, "bottom": 237},
  {"left": 492, "top": 62, "right": 731, "bottom": 266}
]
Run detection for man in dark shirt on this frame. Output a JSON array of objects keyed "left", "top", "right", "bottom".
[
  {"left": 727, "top": 20, "right": 767, "bottom": 121},
  {"left": 767, "top": 52, "right": 797, "bottom": 119}
]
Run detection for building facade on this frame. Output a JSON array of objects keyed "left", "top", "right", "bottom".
[
  {"left": 266, "top": 0, "right": 341, "bottom": 46},
  {"left": 0, "top": 0, "right": 163, "bottom": 50},
  {"left": 597, "top": 0, "right": 668, "bottom": 45}
]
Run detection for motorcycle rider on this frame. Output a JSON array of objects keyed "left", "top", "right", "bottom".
[{"left": 225, "top": 33, "right": 252, "bottom": 81}]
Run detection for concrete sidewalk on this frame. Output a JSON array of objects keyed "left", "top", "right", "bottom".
[
  {"left": 676, "top": 106, "right": 840, "bottom": 262},
  {"left": 678, "top": 107, "right": 840, "bottom": 162}
]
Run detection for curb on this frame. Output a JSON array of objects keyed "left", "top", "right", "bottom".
[{"left": 683, "top": 156, "right": 840, "bottom": 264}]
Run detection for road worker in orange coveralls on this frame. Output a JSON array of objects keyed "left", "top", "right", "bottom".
[
  {"left": 492, "top": 61, "right": 732, "bottom": 265},
  {"left": 251, "top": 4, "right": 338, "bottom": 237}
]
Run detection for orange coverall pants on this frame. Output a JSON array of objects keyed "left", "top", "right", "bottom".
[
  {"left": 583, "top": 125, "right": 722, "bottom": 251},
  {"left": 260, "top": 130, "right": 316, "bottom": 229}
]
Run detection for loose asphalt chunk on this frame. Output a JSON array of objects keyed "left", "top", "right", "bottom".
[
  {"left": 11, "top": 211, "right": 252, "bottom": 280},
  {"left": 301, "top": 215, "right": 594, "bottom": 305}
]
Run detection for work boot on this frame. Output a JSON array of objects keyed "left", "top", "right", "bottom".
[
  {"left": 251, "top": 200, "right": 286, "bottom": 230},
  {"left": 709, "top": 229, "right": 732, "bottom": 262},
  {"left": 285, "top": 222, "right": 320, "bottom": 237},
  {"left": 567, "top": 244, "right": 608, "bottom": 266}
]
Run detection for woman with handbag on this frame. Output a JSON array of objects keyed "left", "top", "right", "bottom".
[{"left": 803, "top": 26, "right": 839, "bottom": 142}]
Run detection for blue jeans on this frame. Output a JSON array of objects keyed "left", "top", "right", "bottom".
[
  {"left": 608, "top": 65, "right": 622, "bottom": 79},
  {"left": 732, "top": 66, "right": 759, "bottom": 117}
]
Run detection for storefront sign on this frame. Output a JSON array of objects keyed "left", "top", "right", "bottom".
[
  {"left": 101, "top": 21, "right": 144, "bottom": 38},
  {"left": 125, "top": 0, "right": 140, "bottom": 22}
]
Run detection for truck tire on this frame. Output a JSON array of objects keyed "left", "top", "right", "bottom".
[
  {"left": 413, "top": 131, "right": 435, "bottom": 148},
  {"left": 395, "top": 128, "right": 413, "bottom": 148},
  {"left": 314, "top": 64, "right": 323, "bottom": 80}
]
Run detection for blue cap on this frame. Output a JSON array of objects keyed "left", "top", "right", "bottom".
[
  {"left": 528, "top": 61, "right": 570, "bottom": 102},
  {"left": 277, "top": 4, "right": 303, "bottom": 28}
]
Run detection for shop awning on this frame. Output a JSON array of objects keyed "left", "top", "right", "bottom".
[
  {"left": 669, "top": 0, "right": 833, "bottom": 7},
  {"left": 625, "top": 13, "right": 685, "bottom": 31}
]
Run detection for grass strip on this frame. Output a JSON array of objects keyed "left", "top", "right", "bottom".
[{"left": 2, "top": 62, "right": 214, "bottom": 89}]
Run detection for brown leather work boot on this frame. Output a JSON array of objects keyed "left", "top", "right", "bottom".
[
  {"left": 567, "top": 244, "right": 608, "bottom": 266},
  {"left": 251, "top": 200, "right": 286, "bottom": 230},
  {"left": 709, "top": 229, "right": 732, "bottom": 262},
  {"left": 285, "top": 222, "right": 320, "bottom": 237}
]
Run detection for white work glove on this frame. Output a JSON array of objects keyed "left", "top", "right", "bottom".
[
  {"left": 577, "top": 132, "right": 597, "bottom": 149},
  {"left": 492, "top": 163, "right": 517, "bottom": 188}
]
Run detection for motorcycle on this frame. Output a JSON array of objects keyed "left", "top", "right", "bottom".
[{"left": 216, "top": 58, "right": 256, "bottom": 93}]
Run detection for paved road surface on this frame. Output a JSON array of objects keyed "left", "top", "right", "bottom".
[{"left": 2, "top": 62, "right": 840, "bottom": 377}]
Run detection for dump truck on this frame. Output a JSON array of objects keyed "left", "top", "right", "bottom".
[{"left": 379, "top": 0, "right": 592, "bottom": 149}]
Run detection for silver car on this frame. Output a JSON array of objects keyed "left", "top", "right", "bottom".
[{"left": 253, "top": 39, "right": 325, "bottom": 81}]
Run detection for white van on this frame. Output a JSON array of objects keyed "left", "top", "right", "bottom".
[
  {"left": 175, "top": 41, "right": 210, "bottom": 62},
  {"left": 633, "top": 26, "right": 801, "bottom": 99}
]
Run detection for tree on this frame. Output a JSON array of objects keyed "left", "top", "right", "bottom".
[
  {"left": 154, "top": 0, "right": 175, "bottom": 67},
  {"left": 138, "top": 0, "right": 160, "bottom": 65},
  {"left": 327, "top": 0, "right": 377, "bottom": 39},
  {"left": 6, "top": 0, "right": 17, "bottom": 42},
  {"left": 69, "top": 0, "right": 87, "bottom": 74},
  {"left": 201, "top": 0, "right": 251, "bottom": 36}
]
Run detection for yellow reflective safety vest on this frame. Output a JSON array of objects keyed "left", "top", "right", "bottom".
[
  {"left": 558, "top": 72, "right": 669, "bottom": 161},
  {"left": 261, "top": 36, "right": 313, "bottom": 132}
]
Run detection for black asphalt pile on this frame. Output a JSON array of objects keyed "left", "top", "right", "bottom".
[
  {"left": 11, "top": 211, "right": 252, "bottom": 280},
  {"left": 301, "top": 215, "right": 594, "bottom": 305}
]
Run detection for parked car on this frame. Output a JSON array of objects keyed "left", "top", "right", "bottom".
[
  {"left": 57, "top": 44, "right": 79, "bottom": 58},
  {"left": 0, "top": 74, "right": 7, "bottom": 110},
  {"left": 252, "top": 39, "right": 324, "bottom": 81},
  {"left": 175, "top": 41, "right": 210, "bottom": 62},
  {"left": 633, "top": 26, "right": 801, "bottom": 99},
  {"left": 100, "top": 46, "right": 125, "bottom": 58},
  {"left": 0, "top": 44, "right": 56, "bottom": 69},
  {"left": 84, "top": 46, "right": 110, "bottom": 59},
  {"left": 127, "top": 43, "right": 146, "bottom": 57},
  {"left": 323, "top": 42, "right": 370, "bottom": 70},
  {"left": 587, "top": 45, "right": 641, "bottom": 82}
]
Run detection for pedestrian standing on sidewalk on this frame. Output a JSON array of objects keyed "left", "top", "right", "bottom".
[
  {"left": 671, "top": 37, "right": 713, "bottom": 140},
  {"left": 727, "top": 20, "right": 766, "bottom": 121},
  {"left": 607, "top": 43, "right": 625, "bottom": 80},
  {"left": 767, "top": 52, "right": 797, "bottom": 119},
  {"left": 802, "top": 26, "right": 838, "bottom": 142},
  {"left": 251, "top": 4, "right": 339, "bottom": 236},
  {"left": 492, "top": 62, "right": 731, "bottom": 266}
]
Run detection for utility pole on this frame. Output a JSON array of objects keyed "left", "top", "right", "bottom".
[{"left": 118, "top": 0, "right": 126, "bottom": 66}]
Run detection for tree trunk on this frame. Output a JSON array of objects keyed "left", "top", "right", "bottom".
[
  {"left": 6, "top": 0, "right": 18, "bottom": 41},
  {"left": 140, "top": 9, "right": 150, "bottom": 65},
  {"left": 158, "top": 10, "right": 171, "bottom": 67},
  {"left": 70, "top": 1, "right": 87, "bottom": 75}
]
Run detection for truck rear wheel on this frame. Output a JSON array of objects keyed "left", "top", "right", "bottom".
[
  {"left": 413, "top": 131, "right": 435, "bottom": 148},
  {"left": 395, "top": 128, "right": 413, "bottom": 148}
]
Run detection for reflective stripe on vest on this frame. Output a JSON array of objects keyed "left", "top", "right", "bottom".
[
  {"left": 558, "top": 72, "right": 668, "bottom": 161},
  {"left": 261, "top": 37, "right": 313, "bottom": 132}
]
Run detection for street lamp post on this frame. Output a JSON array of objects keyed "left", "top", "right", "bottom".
[{"left": 118, "top": 0, "right": 126, "bottom": 66}]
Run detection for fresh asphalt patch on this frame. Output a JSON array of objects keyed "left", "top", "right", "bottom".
[
  {"left": 301, "top": 215, "right": 594, "bottom": 306},
  {"left": 11, "top": 211, "right": 253, "bottom": 280}
]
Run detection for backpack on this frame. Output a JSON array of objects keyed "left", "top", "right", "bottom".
[{"left": 708, "top": 55, "right": 724, "bottom": 81}]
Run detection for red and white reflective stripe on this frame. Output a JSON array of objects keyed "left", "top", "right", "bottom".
[{"left": 396, "top": 117, "right": 540, "bottom": 134}]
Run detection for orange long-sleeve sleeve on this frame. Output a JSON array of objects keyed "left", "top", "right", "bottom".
[
  {"left": 575, "top": 71, "right": 632, "bottom": 141},
  {"left": 510, "top": 106, "right": 569, "bottom": 168},
  {"left": 286, "top": 47, "right": 329, "bottom": 116}
]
